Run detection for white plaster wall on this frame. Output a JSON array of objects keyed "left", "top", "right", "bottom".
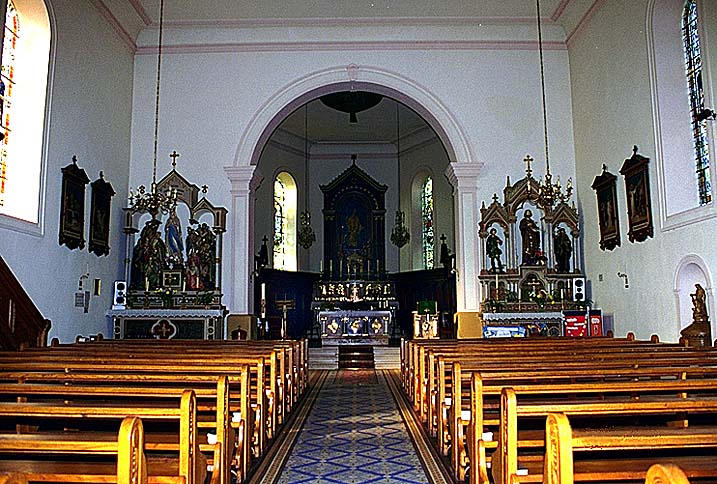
[
  {"left": 0, "top": 0, "right": 134, "bottom": 342},
  {"left": 128, "top": 21, "right": 577, "bottom": 314},
  {"left": 569, "top": 0, "right": 717, "bottom": 342}
]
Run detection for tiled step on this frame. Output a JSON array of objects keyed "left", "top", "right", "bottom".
[
  {"left": 309, "top": 346, "right": 338, "bottom": 370},
  {"left": 374, "top": 346, "right": 400, "bottom": 369}
]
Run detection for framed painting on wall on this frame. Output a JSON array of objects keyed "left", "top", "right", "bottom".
[
  {"left": 88, "top": 171, "right": 115, "bottom": 256},
  {"left": 59, "top": 156, "right": 90, "bottom": 250},
  {"left": 591, "top": 164, "right": 621, "bottom": 251},
  {"left": 620, "top": 146, "right": 654, "bottom": 243}
]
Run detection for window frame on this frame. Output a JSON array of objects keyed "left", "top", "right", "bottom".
[
  {"left": 0, "top": 0, "right": 53, "bottom": 236},
  {"left": 647, "top": 0, "right": 717, "bottom": 232}
]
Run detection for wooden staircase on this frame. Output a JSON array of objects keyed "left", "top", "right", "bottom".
[{"left": 338, "top": 345, "right": 375, "bottom": 369}]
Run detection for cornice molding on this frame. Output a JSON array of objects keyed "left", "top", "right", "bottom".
[
  {"left": 127, "top": 0, "right": 152, "bottom": 25},
  {"left": 136, "top": 39, "right": 566, "bottom": 55},
  {"left": 89, "top": 0, "right": 137, "bottom": 53},
  {"left": 158, "top": 16, "right": 558, "bottom": 29},
  {"left": 566, "top": 0, "right": 606, "bottom": 47}
]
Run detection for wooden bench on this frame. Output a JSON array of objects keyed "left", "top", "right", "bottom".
[
  {"left": 0, "top": 416, "right": 146, "bottom": 484},
  {"left": 543, "top": 412, "right": 717, "bottom": 484},
  {"left": 0, "top": 390, "right": 202, "bottom": 484},
  {"left": 0, "top": 376, "right": 238, "bottom": 484}
]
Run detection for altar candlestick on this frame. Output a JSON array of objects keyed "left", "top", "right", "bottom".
[{"left": 145, "top": 277, "right": 149, "bottom": 292}]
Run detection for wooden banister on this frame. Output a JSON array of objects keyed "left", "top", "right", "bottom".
[{"left": 0, "top": 255, "right": 50, "bottom": 349}]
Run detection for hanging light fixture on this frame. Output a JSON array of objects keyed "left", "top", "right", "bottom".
[
  {"left": 390, "top": 101, "right": 410, "bottom": 248},
  {"left": 530, "top": 0, "right": 573, "bottom": 208},
  {"left": 297, "top": 103, "right": 316, "bottom": 249},
  {"left": 128, "top": 0, "right": 177, "bottom": 219}
]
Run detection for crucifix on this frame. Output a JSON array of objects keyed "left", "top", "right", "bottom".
[
  {"left": 523, "top": 154, "right": 534, "bottom": 178},
  {"left": 275, "top": 295, "right": 295, "bottom": 340},
  {"left": 169, "top": 150, "right": 180, "bottom": 169}
]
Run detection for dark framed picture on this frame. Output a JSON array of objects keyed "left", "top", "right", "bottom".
[
  {"left": 88, "top": 171, "right": 115, "bottom": 256},
  {"left": 620, "top": 146, "right": 654, "bottom": 243},
  {"left": 59, "top": 156, "right": 90, "bottom": 250},
  {"left": 591, "top": 164, "right": 621, "bottom": 251}
]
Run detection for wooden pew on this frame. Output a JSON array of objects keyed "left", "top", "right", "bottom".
[
  {"left": 0, "top": 416, "right": 147, "bottom": 484},
  {"left": 543, "top": 412, "right": 717, "bottom": 484},
  {"left": 0, "top": 376, "right": 237, "bottom": 484},
  {"left": 0, "top": 390, "right": 202, "bottom": 484},
  {"left": 645, "top": 464, "right": 691, "bottom": 484},
  {"left": 496, "top": 389, "right": 717, "bottom": 484}
]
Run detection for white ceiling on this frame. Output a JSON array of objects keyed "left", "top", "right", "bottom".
[
  {"left": 134, "top": 0, "right": 566, "bottom": 23},
  {"left": 278, "top": 97, "right": 427, "bottom": 145}
]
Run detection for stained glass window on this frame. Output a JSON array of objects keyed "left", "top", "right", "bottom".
[
  {"left": 0, "top": 0, "right": 19, "bottom": 209},
  {"left": 273, "top": 171, "right": 297, "bottom": 271},
  {"left": 421, "top": 176, "right": 434, "bottom": 269},
  {"left": 683, "top": 0, "right": 712, "bottom": 205}
]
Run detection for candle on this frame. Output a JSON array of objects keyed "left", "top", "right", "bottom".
[
  {"left": 145, "top": 277, "right": 149, "bottom": 292},
  {"left": 261, "top": 283, "right": 266, "bottom": 300},
  {"left": 329, "top": 260, "right": 333, "bottom": 274},
  {"left": 495, "top": 272, "right": 499, "bottom": 299},
  {"left": 182, "top": 279, "right": 186, "bottom": 292},
  {"left": 320, "top": 260, "right": 324, "bottom": 273},
  {"left": 560, "top": 288, "right": 564, "bottom": 300}
]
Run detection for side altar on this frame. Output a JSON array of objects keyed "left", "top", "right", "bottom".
[
  {"left": 477, "top": 156, "right": 592, "bottom": 338},
  {"left": 107, "top": 152, "right": 228, "bottom": 340}
]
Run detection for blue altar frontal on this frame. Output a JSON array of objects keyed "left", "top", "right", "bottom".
[{"left": 319, "top": 310, "right": 391, "bottom": 345}]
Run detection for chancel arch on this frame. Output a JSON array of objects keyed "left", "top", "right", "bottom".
[
  {"left": 226, "top": 67, "right": 483, "bottom": 318},
  {"left": 244, "top": 86, "right": 468, "bottom": 340}
]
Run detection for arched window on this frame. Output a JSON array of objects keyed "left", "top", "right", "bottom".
[
  {"left": 683, "top": 0, "right": 712, "bottom": 205},
  {"left": 0, "top": 0, "right": 51, "bottom": 225},
  {"left": 273, "top": 171, "right": 297, "bottom": 271},
  {"left": 421, "top": 176, "right": 434, "bottom": 269}
]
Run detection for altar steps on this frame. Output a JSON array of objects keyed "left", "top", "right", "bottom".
[
  {"left": 338, "top": 345, "right": 374, "bottom": 369},
  {"left": 308, "top": 346, "right": 338, "bottom": 370}
]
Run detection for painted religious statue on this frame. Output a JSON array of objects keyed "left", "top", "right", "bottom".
[
  {"left": 185, "top": 223, "right": 217, "bottom": 290},
  {"left": 164, "top": 206, "right": 184, "bottom": 269},
  {"left": 681, "top": 283, "right": 712, "bottom": 347},
  {"left": 553, "top": 227, "right": 573, "bottom": 273},
  {"left": 486, "top": 228, "right": 504, "bottom": 273},
  {"left": 520, "top": 210, "right": 544, "bottom": 265},
  {"left": 130, "top": 219, "right": 167, "bottom": 290}
]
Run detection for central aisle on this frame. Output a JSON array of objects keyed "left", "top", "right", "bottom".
[{"left": 277, "top": 370, "right": 431, "bottom": 484}]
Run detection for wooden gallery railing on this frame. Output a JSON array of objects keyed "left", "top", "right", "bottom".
[{"left": 0, "top": 254, "right": 50, "bottom": 350}]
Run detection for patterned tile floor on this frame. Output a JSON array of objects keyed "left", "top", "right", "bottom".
[{"left": 276, "top": 370, "right": 431, "bottom": 484}]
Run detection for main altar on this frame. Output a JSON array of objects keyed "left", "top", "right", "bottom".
[
  {"left": 308, "top": 162, "right": 399, "bottom": 345},
  {"left": 107, "top": 153, "right": 228, "bottom": 339},
  {"left": 478, "top": 156, "right": 592, "bottom": 338}
]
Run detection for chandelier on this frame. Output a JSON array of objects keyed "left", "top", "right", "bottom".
[
  {"left": 297, "top": 104, "right": 316, "bottom": 249},
  {"left": 528, "top": 0, "right": 573, "bottom": 209},
  {"left": 127, "top": 0, "right": 177, "bottom": 219},
  {"left": 390, "top": 101, "right": 410, "bottom": 248}
]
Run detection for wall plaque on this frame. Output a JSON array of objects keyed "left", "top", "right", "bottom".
[
  {"left": 59, "top": 156, "right": 90, "bottom": 250},
  {"left": 88, "top": 171, "right": 115, "bottom": 256},
  {"left": 591, "top": 164, "right": 621, "bottom": 251},
  {"left": 620, "top": 146, "right": 654, "bottom": 243}
]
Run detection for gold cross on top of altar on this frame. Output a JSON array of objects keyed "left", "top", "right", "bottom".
[
  {"left": 523, "top": 154, "right": 534, "bottom": 178},
  {"left": 170, "top": 150, "right": 180, "bottom": 169}
]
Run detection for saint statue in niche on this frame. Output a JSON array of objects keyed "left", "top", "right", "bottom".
[
  {"left": 553, "top": 227, "right": 573, "bottom": 273},
  {"left": 486, "top": 227, "right": 504, "bottom": 273},
  {"left": 130, "top": 219, "right": 167, "bottom": 290},
  {"left": 692, "top": 284, "right": 708, "bottom": 321},
  {"left": 519, "top": 210, "right": 542, "bottom": 265},
  {"left": 185, "top": 223, "right": 217, "bottom": 290},
  {"left": 164, "top": 206, "right": 184, "bottom": 268}
]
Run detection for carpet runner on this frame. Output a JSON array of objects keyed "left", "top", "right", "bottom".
[{"left": 276, "top": 370, "right": 431, "bottom": 484}]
